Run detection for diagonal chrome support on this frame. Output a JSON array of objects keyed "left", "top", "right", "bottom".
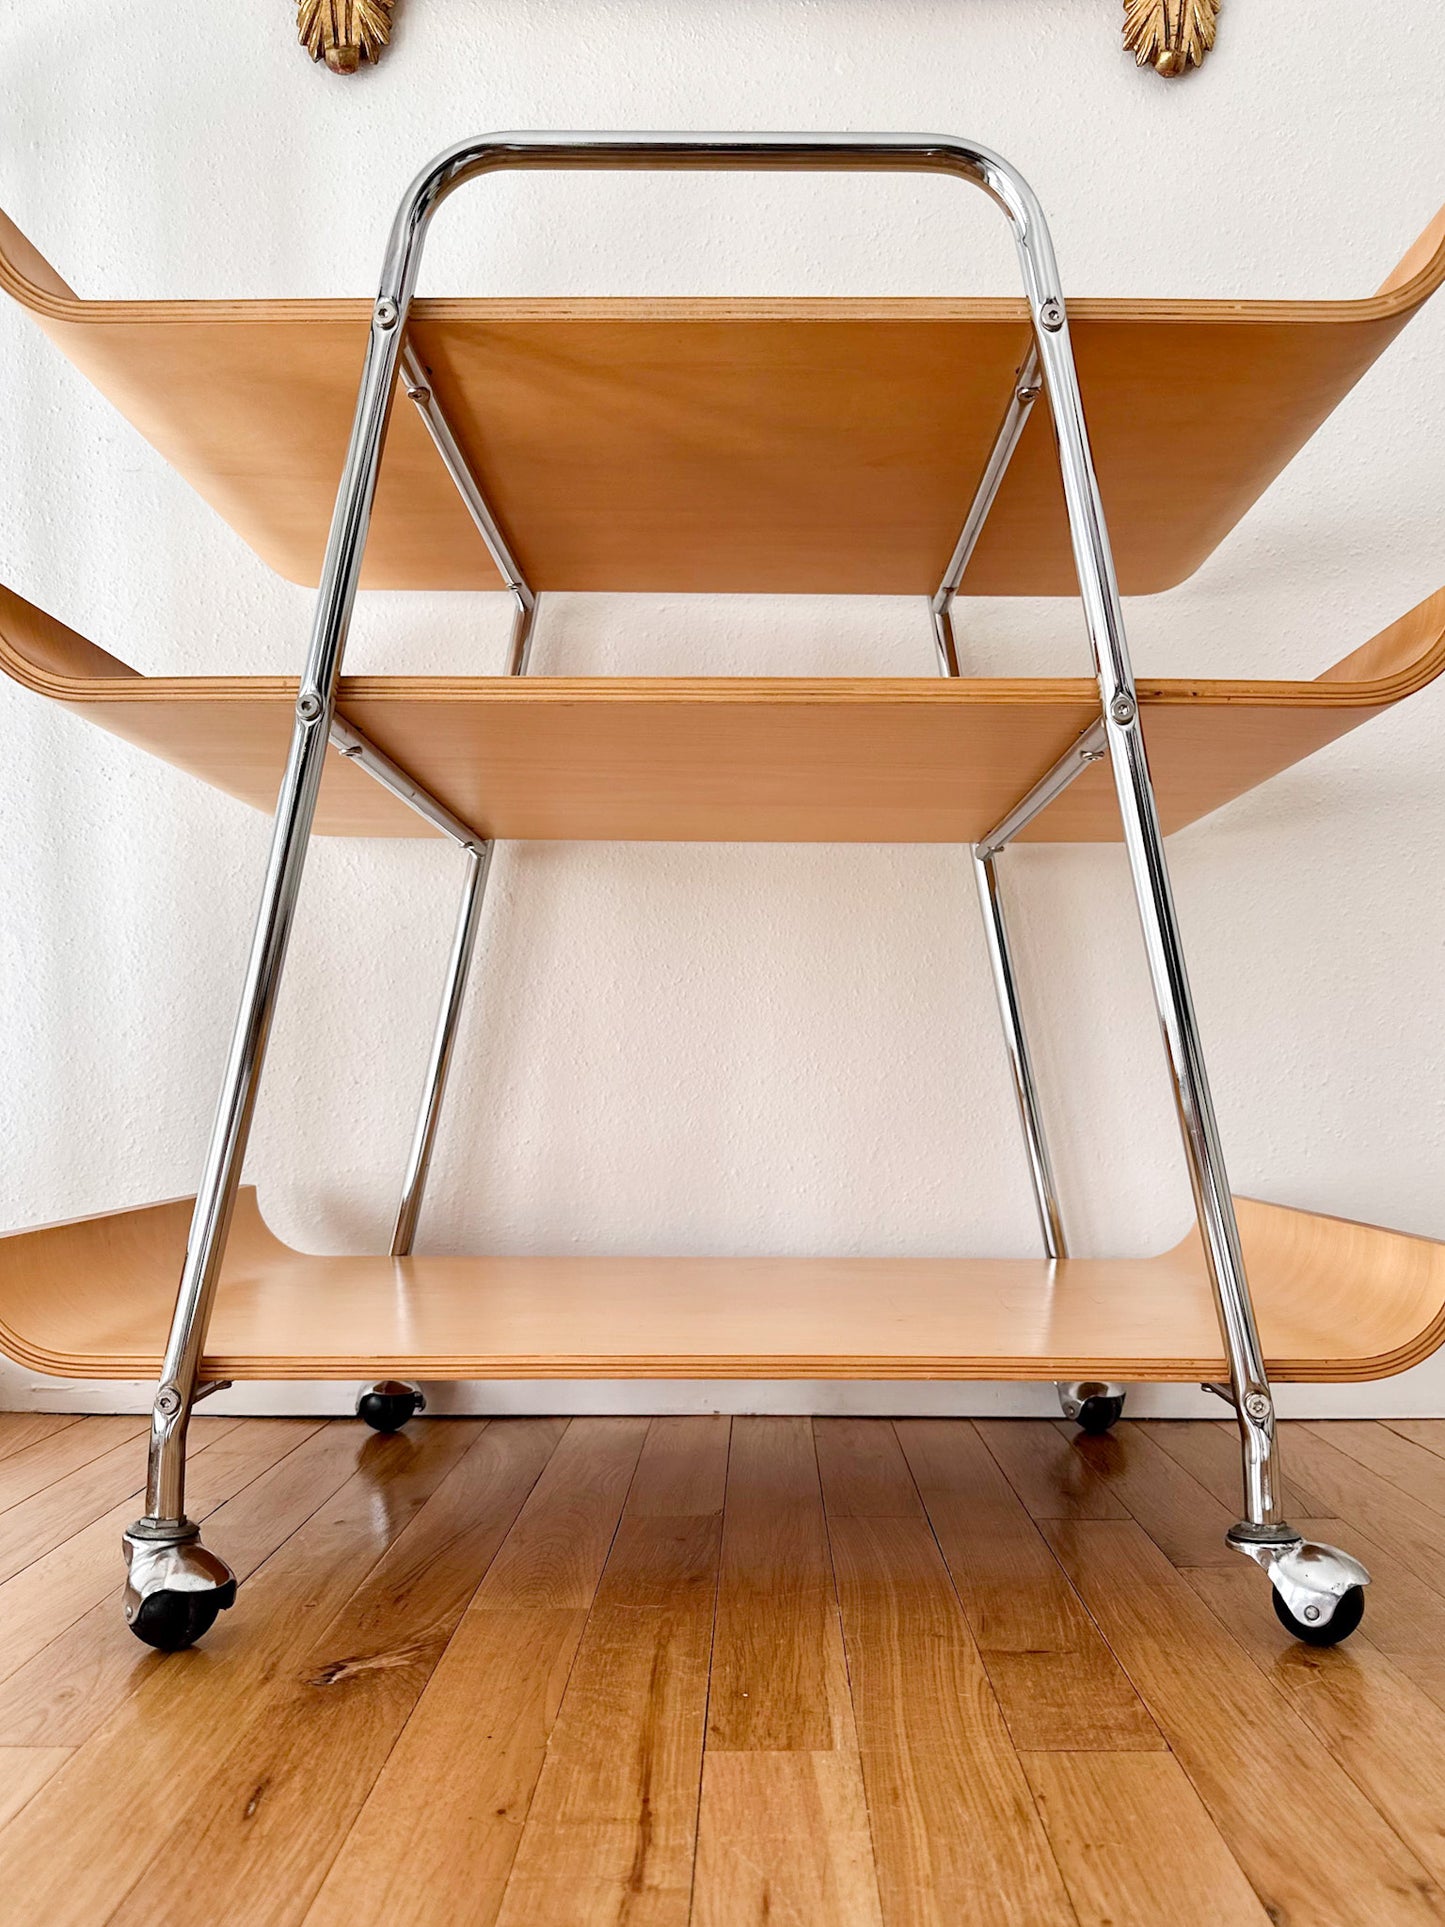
[
  {"left": 391, "top": 841, "right": 492, "bottom": 1254},
  {"left": 401, "top": 342, "right": 537, "bottom": 675},
  {"left": 976, "top": 719, "right": 1107, "bottom": 860},
  {"left": 930, "top": 345, "right": 1040, "bottom": 675},
  {"left": 382, "top": 341, "right": 538, "bottom": 1254},
  {"left": 329, "top": 715, "right": 485, "bottom": 850},
  {"left": 972, "top": 849, "right": 1067, "bottom": 1258}
]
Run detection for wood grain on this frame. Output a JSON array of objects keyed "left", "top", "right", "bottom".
[
  {"left": 0, "top": 1415, "right": 80, "bottom": 1465},
  {"left": 1185, "top": 1558, "right": 1445, "bottom": 1887},
  {"left": 0, "top": 1413, "right": 147, "bottom": 1518},
  {"left": 471, "top": 1417, "right": 648, "bottom": 1611},
  {"left": 0, "top": 1747, "right": 71, "bottom": 1832},
  {"left": 1047, "top": 1420, "right": 1243, "bottom": 1567},
  {"left": 0, "top": 1420, "right": 482, "bottom": 1923},
  {"left": 975, "top": 1419, "right": 1131, "bottom": 1520},
  {"left": 1022, "top": 1751, "right": 1271, "bottom": 1927},
  {"left": 495, "top": 1422, "right": 725, "bottom": 1926},
  {"left": 1136, "top": 1416, "right": 1338, "bottom": 1521},
  {"left": 693, "top": 1752, "right": 884, "bottom": 1927},
  {"left": 309, "top": 1417, "right": 646, "bottom": 1924},
  {"left": 3, "top": 1190, "right": 1444, "bottom": 1390},
  {"left": 111, "top": 1419, "right": 563, "bottom": 1927},
  {"left": 899, "top": 1419, "right": 1159, "bottom": 1751},
  {"left": 828, "top": 1514, "right": 1075, "bottom": 1925},
  {"left": 1278, "top": 1426, "right": 1445, "bottom": 1596},
  {"left": 707, "top": 1417, "right": 851, "bottom": 1753},
  {"left": 0, "top": 1415, "right": 1442, "bottom": 1922},
  {"left": 2, "top": 188, "right": 1442, "bottom": 597},
  {"left": 1046, "top": 1517, "right": 1445, "bottom": 1925},
  {"left": 1301, "top": 1418, "right": 1445, "bottom": 1515},
  {"left": 0, "top": 1417, "right": 327, "bottom": 1744}
]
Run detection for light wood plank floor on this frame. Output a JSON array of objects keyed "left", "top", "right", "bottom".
[{"left": 0, "top": 1413, "right": 1442, "bottom": 1923}]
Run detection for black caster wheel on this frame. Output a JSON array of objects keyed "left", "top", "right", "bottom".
[
  {"left": 1271, "top": 1583, "right": 1365, "bottom": 1648},
  {"left": 129, "top": 1579, "right": 237, "bottom": 1652},
  {"left": 357, "top": 1380, "right": 426, "bottom": 1433},
  {"left": 1075, "top": 1394, "right": 1125, "bottom": 1436}
]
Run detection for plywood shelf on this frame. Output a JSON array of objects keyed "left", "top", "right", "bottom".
[
  {"left": 4, "top": 581, "right": 1444, "bottom": 843},
  {"left": 1, "top": 199, "right": 1443, "bottom": 598},
  {"left": 2, "top": 1190, "right": 1443, "bottom": 1384}
]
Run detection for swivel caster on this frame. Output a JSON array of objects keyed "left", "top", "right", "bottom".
[
  {"left": 356, "top": 1379, "right": 426, "bottom": 1433},
  {"left": 1271, "top": 1582, "right": 1366, "bottom": 1648},
  {"left": 122, "top": 1525, "right": 237, "bottom": 1652},
  {"left": 1057, "top": 1380, "right": 1126, "bottom": 1435},
  {"left": 1230, "top": 1531, "right": 1370, "bottom": 1648}
]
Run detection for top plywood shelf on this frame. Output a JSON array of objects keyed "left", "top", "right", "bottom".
[{"left": 2, "top": 200, "right": 1444, "bottom": 597}]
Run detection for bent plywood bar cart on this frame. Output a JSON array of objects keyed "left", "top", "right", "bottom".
[{"left": 4, "top": 132, "right": 1445, "bottom": 1653}]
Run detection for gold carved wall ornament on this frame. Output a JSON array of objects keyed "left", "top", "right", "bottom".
[
  {"left": 298, "top": 0, "right": 393, "bottom": 74},
  {"left": 1123, "top": 0, "right": 1218, "bottom": 77}
]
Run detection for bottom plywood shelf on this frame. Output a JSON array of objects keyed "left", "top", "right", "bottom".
[{"left": 2, "top": 1190, "right": 1444, "bottom": 1384}]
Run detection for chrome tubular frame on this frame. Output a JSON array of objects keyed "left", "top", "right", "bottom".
[
  {"left": 131, "top": 129, "right": 1356, "bottom": 1622},
  {"left": 971, "top": 849, "right": 1066, "bottom": 1259},
  {"left": 930, "top": 346, "right": 1040, "bottom": 676},
  {"left": 401, "top": 343, "right": 537, "bottom": 676},
  {"left": 390, "top": 841, "right": 491, "bottom": 1256}
]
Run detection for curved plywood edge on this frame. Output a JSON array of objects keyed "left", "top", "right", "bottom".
[
  {"left": 3, "top": 194, "right": 1444, "bottom": 597},
  {"left": 0, "top": 583, "right": 430, "bottom": 838},
  {"left": 4, "top": 188, "right": 1444, "bottom": 328},
  {"left": 0, "top": 1189, "right": 1441, "bottom": 1384}
]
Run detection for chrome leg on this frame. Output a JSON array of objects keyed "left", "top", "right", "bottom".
[
  {"left": 971, "top": 850, "right": 1066, "bottom": 1260},
  {"left": 125, "top": 275, "right": 413, "bottom": 1640},
  {"left": 1023, "top": 252, "right": 1368, "bottom": 1630},
  {"left": 391, "top": 843, "right": 492, "bottom": 1256}
]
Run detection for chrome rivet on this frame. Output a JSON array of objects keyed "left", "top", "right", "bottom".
[
  {"left": 297, "top": 691, "right": 324, "bottom": 724},
  {"left": 1039, "top": 297, "right": 1065, "bottom": 332},
  {"left": 1016, "top": 382, "right": 1042, "bottom": 404},
  {"left": 406, "top": 382, "right": 431, "bottom": 404},
  {"left": 1302, "top": 1604, "right": 1321, "bottom": 1622},
  {"left": 374, "top": 297, "right": 400, "bottom": 330},
  {"left": 1243, "top": 1391, "right": 1271, "bottom": 1422},
  {"left": 1109, "top": 694, "right": 1136, "bottom": 726},
  {"left": 1081, "top": 746, "right": 1106, "bottom": 764}
]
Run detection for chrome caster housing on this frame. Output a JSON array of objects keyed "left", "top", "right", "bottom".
[
  {"left": 122, "top": 1525, "right": 237, "bottom": 1652},
  {"left": 1229, "top": 1530, "right": 1371, "bottom": 1647},
  {"left": 1057, "top": 1380, "right": 1126, "bottom": 1434},
  {"left": 356, "top": 1379, "right": 427, "bottom": 1433}
]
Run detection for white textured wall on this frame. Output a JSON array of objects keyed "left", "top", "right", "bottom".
[{"left": 2, "top": 1, "right": 1444, "bottom": 1418}]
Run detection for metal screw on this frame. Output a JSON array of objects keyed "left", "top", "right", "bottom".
[
  {"left": 406, "top": 382, "right": 431, "bottom": 405},
  {"left": 374, "top": 297, "right": 400, "bottom": 330},
  {"left": 1243, "top": 1390, "right": 1271, "bottom": 1423},
  {"left": 155, "top": 1387, "right": 182, "bottom": 1418},
  {"left": 1016, "top": 381, "right": 1042, "bottom": 404},
  {"left": 297, "top": 691, "right": 324, "bottom": 724},
  {"left": 1080, "top": 746, "right": 1106, "bottom": 764},
  {"left": 1302, "top": 1604, "right": 1321, "bottom": 1622},
  {"left": 1108, "top": 694, "right": 1136, "bottom": 726},
  {"left": 1039, "top": 297, "right": 1065, "bottom": 332}
]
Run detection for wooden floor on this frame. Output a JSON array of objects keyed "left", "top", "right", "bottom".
[{"left": 1, "top": 1417, "right": 1445, "bottom": 1922}]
